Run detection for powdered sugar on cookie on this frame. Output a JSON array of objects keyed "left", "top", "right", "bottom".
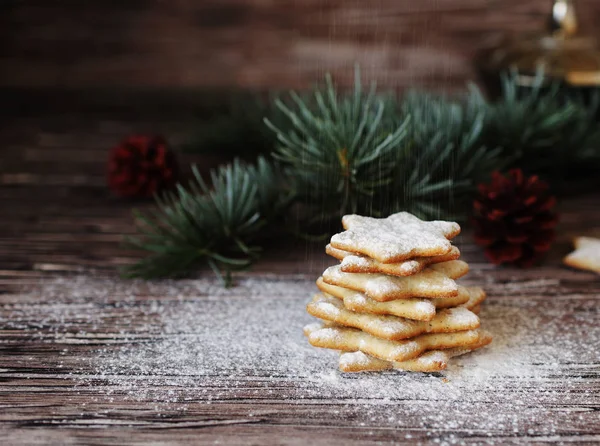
[
  {"left": 339, "top": 330, "right": 492, "bottom": 373},
  {"left": 316, "top": 278, "right": 485, "bottom": 321},
  {"left": 339, "top": 350, "right": 450, "bottom": 373},
  {"left": 307, "top": 324, "right": 483, "bottom": 363},
  {"left": 331, "top": 213, "right": 460, "bottom": 263},
  {"left": 327, "top": 244, "right": 461, "bottom": 277},
  {"left": 307, "top": 293, "right": 480, "bottom": 341},
  {"left": 321, "top": 264, "right": 460, "bottom": 301}
]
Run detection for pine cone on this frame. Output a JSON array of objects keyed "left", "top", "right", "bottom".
[
  {"left": 473, "top": 169, "right": 558, "bottom": 267},
  {"left": 107, "top": 135, "right": 178, "bottom": 198}
]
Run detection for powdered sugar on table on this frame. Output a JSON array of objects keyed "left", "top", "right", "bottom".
[{"left": 2, "top": 274, "right": 598, "bottom": 442}]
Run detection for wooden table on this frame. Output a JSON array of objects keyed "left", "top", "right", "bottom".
[{"left": 1, "top": 110, "right": 599, "bottom": 445}]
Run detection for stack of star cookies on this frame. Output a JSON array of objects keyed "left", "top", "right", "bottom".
[{"left": 304, "top": 212, "right": 492, "bottom": 373}]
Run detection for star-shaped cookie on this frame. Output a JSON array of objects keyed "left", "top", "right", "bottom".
[
  {"left": 326, "top": 244, "right": 461, "bottom": 277},
  {"left": 321, "top": 261, "right": 468, "bottom": 301},
  {"left": 330, "top": 212, "right": 461, "bottom": 263},
  {"left": 563, "top": 236, "right": 600, "bottom": 274}
]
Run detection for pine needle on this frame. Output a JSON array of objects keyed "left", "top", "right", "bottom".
[{"left": 122, "top": 157, "right": 286, "bottom": 283}]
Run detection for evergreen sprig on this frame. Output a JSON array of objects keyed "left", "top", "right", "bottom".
[
  {"left": 473, "top": 70, "right": 600, "bottom": 180},
  {"left": 123, "top": 157, "right": 285, "bottom": 285},
  {"left": 264, "top": 72, "right": 505, "bottom": 223},
  {"left": 374, "top": 91, "right": 503, "bottom": 220},
  {"left": 265, "top": 69, "right": 411, "bottom": 225}
]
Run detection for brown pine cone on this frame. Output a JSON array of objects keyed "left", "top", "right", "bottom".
[{"left": 473, "top": 169, "right": 559, "bottom": 267}]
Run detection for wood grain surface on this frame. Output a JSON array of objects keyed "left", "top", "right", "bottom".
[
  {"left": 3, "top": 0, "right": 600, "bottom": 92},
  {"left": 1, "top": 111, "right": 600, "bottom": 445}
]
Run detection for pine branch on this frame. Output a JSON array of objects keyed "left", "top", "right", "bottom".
[
  {"left": 122, "top": 156, "right": 286, "bottom": 285},
  {"left": 264, "top": 69, "right": 506, "bottom": 223},
  {"left": 391, "top": 90, "right": 504, "bottom": 220},
  {"left": 473, "top": 70, "right": 600, "bottom": 181},
  {"left": 265, "top": 68, "right": 410, "bottom": 225}
]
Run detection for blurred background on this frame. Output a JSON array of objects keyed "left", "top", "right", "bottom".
[
  {"left": 2, "top": 0, "right": 600, "bottom": 93},
  {"left": 2, "top": 0, "right": 600, "bottom": 275}
]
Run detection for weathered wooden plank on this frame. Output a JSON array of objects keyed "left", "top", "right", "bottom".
[{"left": 0, "top": 265, "right": 598, "bottom": 443}]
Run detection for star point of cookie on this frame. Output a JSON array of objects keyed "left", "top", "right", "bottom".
[
  {"left": 563, "top": 236, "right": 600, "bottom": 274},
  {"left": 338, "top": 330, "right": 493, "bottom": 373},
  {"left": 331, "top": 212, "right": 461, "bottom": 264},
  {"left": 307, "top": 293, "right": 480, "bottom": 341},
  {"left": 306, "top": 324, "right": 484, "bottom": 363}
]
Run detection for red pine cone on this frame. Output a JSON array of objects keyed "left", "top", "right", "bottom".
[
  {"left": 107, "top": 135, "right": 178, "bottom": 198},
  {"left": 473, "top": 169, "right": 558, "bottom": 267}
]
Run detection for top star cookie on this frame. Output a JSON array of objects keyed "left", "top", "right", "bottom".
[{"left": 330, "top": 212, "right": 461, "bottom": 263}]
